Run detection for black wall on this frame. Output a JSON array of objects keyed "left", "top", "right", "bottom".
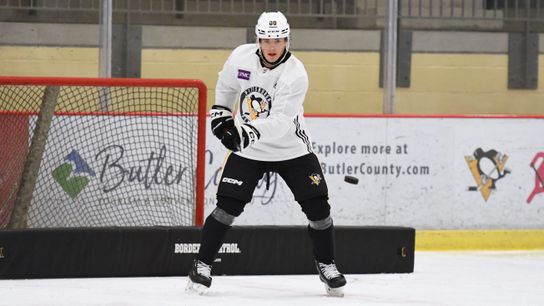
[{"left": 0, "top": 226, "right": 414, "bottom": 279}]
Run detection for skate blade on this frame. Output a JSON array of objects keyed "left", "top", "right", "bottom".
[
  {"left": 325, "top": 285, "right": 344, "bottom": 297},
  {"left": 185, "top": 279, "right": 209, "bottom": 295}
]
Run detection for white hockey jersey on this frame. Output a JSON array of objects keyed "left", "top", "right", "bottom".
[{"left": 215, "top": 43, "right": 313, "bottom": 161}]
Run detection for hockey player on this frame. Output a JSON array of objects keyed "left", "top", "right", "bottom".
[{"left": 186, "top": 11, "right": 347, "bottom": 297}]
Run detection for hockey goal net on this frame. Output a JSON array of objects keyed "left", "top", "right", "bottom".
[{"left": 0, "top": 77, "right": 206, "bottom": 228}]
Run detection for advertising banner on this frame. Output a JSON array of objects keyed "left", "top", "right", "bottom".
[
  {"left": 29, "top": 115, "right": 544, "bottom": 229},
  {"left": 29, "top": 116, "right": 197, "bottom": 227},
  {"left": 205, "top": 117, "right": 544, "bottom": 230}
]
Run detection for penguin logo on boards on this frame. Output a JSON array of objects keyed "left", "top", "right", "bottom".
[{"left": 465, "top": 148, "right": 510, "bottom": 202}]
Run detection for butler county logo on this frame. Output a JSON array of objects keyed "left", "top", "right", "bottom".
[{"left": 52, "top": 150, "right": 96, "bottom": 199}]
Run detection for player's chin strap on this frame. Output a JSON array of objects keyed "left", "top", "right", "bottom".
[{"left": 256, "top": 48, "right": 291, "bottom": 70}]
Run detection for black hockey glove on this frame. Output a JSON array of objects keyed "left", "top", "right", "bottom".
[
  {"left": 221, "top": 123, "right": 260, "bottom": 152},
  {"left": 210, "top": 105, "right": 234, "bottom": 140}
]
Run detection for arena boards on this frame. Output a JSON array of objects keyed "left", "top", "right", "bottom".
[{"left": 0, "top": 226, "right": 414, "bottom": 279}]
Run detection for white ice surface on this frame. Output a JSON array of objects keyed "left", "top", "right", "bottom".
[{"left": 1, "top": 251, "right": 544, "bottom": 306}]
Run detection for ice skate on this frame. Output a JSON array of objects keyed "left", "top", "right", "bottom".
[
  {"left": 186, "top": 259, "right": 212, "bottom": 295},
  {"left": 315, "top": 261, "right": 346, "bottom": 297}
]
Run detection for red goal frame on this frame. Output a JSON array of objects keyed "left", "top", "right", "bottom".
[{"left": 0, "top": 76, "right": 207, "bottom": 226}]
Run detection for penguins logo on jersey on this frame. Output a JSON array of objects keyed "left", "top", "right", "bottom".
[{"left": 239, "top": 86, "right": 272, "bottom": 123}]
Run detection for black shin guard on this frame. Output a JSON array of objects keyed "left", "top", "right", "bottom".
[
  {"left": 307, "top": 224, "right": 336, "bottom": 264},
  {"left": 197, "top": 214, "right": 231, "bottom": 265}
]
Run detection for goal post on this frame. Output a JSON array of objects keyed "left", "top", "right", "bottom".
[{"left": 0, "top": 76, "right": 206, "bottom": 228}]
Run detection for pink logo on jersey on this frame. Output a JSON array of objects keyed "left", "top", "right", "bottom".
[{"left": 238, "top": 69, "right": 251, "bottom": 80}]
